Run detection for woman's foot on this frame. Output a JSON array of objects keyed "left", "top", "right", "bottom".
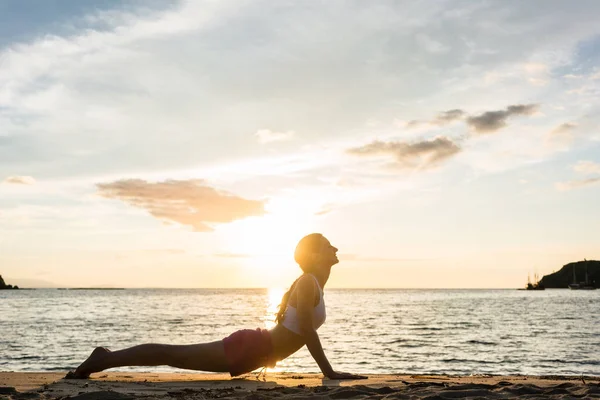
[{"left": 65, "top": 347, "right": 111, "bottom": 379}]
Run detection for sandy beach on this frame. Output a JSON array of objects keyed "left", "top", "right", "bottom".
[{"left": 1, "top": 372, "right": 599, "bottom": 400}]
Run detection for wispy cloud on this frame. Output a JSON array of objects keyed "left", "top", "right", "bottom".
[
  {"left": 254, "top": 129, "right": 294, "bottom": 144},
  {"left": 555, "top": 177, "right": 600, "bottom": 191},
  {"left": 573, "top": 161, "right": 600, "bottom": 175},
  {"left": 555, "top": 160, "right": 600, "bottom": 191},
  {"left": 415, "top": 33, "right": 450, "bottom": 54},
  {"left": 96, "top": 179, "right": 265, "bottom": 231},
  {"left": 314, "top": 203, "right": 337, "bottom": 216},
  {"left": 2, "top": 176, "right": 36, "bottom": 185},
  {"left": 545, "top": 122, "right": 578, "bottom": 148},
  {"left": 401, "top": 109, "right": 465, "bottom": 129},
  {"left": 433, "top": 109, "right": 466, "bottom": 125},
  {"left": 347, "top": 136, "right": 461, "bottom": 170},
  {"left": 0, "top": 0, "right": 597, "bottom": 183},
  {"left": 466, "top": 104, "right": 539, "bottom": 134},
  {"left": 551, "top": 122, "right": 577, "bottom": 136},
  {"left": 403, "top": 105, "right": 537, "bottom": 134},
  {"left": 403, "top": 120, "right": 424, "bottom": 129}
]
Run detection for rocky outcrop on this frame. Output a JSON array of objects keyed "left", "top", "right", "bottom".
[
  {"left": 0, "top": 275, "right": 19, "bottom": 290},
  {"left": 539, "top": 260, "right": 600, "bottom": 288}
]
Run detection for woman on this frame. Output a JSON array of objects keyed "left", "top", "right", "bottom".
[{"left": 67, "top": 233, "right": 366, "bottom": 380}]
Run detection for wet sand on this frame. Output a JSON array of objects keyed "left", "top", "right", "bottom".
[{"left": 1, "top": 372, "right": 599, "bottom": 399}]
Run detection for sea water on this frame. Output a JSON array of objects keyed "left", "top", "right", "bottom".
[{"left": 1, "top": 288, "right": 599, "bottom": 375}]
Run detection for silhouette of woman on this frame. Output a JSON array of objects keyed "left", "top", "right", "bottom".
[{"left": 67, "top": 233, "right": 367, "bottom": 380}]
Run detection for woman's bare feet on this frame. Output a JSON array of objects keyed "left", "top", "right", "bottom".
[{"left": 65, "top": 347, "right": 111, "bottom": 379}]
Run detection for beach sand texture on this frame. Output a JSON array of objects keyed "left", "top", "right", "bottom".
[{"left": 1, "top": 372, "right": 599, "bottom": 400}]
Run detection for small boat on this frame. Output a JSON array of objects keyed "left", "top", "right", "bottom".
[
  {"left": 525, "top": 272, "right": 545, "bottom": 290},
  {"left": 569, "top": 259, "right": 596, "bottom": 290}
]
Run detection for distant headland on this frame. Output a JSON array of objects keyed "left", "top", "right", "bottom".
[
  {"left": 539, "top": 260, "right": 599, "bottom": 289},
  {"left": 0, "top": 275, "right": 19, "bottom": 290}
]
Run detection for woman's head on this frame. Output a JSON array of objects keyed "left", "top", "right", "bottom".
[
  {"left": 294, "top": 233, "right": 339, "bottom": 272},
  {"left": 275, "top": 233, "right": 338, "bottom": 325}
]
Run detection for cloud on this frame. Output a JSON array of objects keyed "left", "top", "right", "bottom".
[
  {"left": 314, "top": 203, "right": 337, "bottom": 216},
  {"left": 555, "top": 161, "right": 600, "bottom": 191},
  {"left": 403, "top": 105, "right": 531, "bottom": 133},
  {"left": 96, "top": 179, "right": 265, "bottom": 231},
  {"left": 433, "top": 109, "right": 466, "bottom": 125},
  {"left": 546, "top": 122, "right": 577, "bottom": 145},
  {"left": 588, "top": 70, "right": 600, "bottom": 80},
  {"left": 254, "top": 129, "right": 294, "bottom": 144},
  {"left": 573, "top": 161, "right": 600, "bottom": 175},
  {"left": 551, "top": 122, "right": 577, "bottom": 136},
  {"left": 400, "top": 120, "right": 424, "bottom": 129},
  {"left": 400, "top": 110, "right": 464, "bottom": 130},
  {"left": 523, "top": 63, "right": 548, "bottom": 74},
  {"left": 522, "top": 63, "right": 549, "bottom": 86},
  {"left": 347, "top": 136, "right": 461, "bottom": 170},
  {"left": 527, "top": 77, "right": 547, "bottom": 86},
  {"left": 1, "top": 1, "right": 598, "bottom": 183},
  {"left": 545, "top": 122, "right": 578, "bottom": 149},
  {"left": 2, "top": 176, "right": 36, "bottom": 185},
  {"left": 415, "top": 33, "right": 450, "bottom": 54},
  {"left": 555, "top": 177, "right": 600, "bottom": 191},
  {"left": 466, "top": 104, "right": 539, "bottom": 134}
]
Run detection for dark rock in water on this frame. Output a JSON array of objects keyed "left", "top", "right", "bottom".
[
  {"left": 0, "top": 275, "right": 19, "bottom": 290},
  {"left": 539, "top": 260, "right": 600, "bottom": 288}
]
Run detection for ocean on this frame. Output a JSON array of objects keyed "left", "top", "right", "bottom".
[{"left": 1, "top": 288, "right": 599, "bottom": 376}]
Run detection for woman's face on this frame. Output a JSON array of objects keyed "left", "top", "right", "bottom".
[{"left": 317, "top": 237, "right": 339, "bottom": 268}]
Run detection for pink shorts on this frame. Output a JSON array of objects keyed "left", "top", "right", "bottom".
[{"left": 222, "top": 328, "right": 275, "bottom": 376}]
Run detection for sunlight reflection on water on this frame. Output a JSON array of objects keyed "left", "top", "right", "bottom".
[{"left": 264, "top": 287, "right": 284, "bottom": 330}]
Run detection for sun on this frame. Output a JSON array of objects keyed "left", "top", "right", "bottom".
[{"left": 218, "top": 191, "right": 322, "bottom": 272}]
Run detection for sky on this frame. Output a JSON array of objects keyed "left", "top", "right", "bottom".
[{"left": 1, "top": 0, "right": 599, "bottom": 289}]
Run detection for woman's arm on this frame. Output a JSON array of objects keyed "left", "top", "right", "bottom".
[{"left": 295, "top": 276, "right": 367, "bottom": 380}]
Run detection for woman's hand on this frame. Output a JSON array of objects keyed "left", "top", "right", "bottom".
[{"left": 325, "top": 371, "right": 368, "bottom": 380}]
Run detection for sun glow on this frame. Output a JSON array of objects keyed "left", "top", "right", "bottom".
[
  {"left": 264, "top": 287, "right": 285, "bottom": 329},
  {"left": 219, "top": 192, "right": 322, "bottom": 270}
]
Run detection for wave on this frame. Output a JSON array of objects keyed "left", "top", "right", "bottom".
[
  {"left": 541, "top": 359, "right": 600, "bottom": 366},
  {"left": 442, "top": 358, "right": 498, "bottom": 365},
  {"left": 5, "top": 355, "right": 41, "bottom": 360},
  {"left": 408, "top": 327, "right": 444, "bottom": 331},
  {"left": 465, "top": 340, "right": 497, "bottom": 346}
]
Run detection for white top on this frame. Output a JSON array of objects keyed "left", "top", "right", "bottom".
[{"left": 281, "top": 274, "right": 326, "bottom": 335}]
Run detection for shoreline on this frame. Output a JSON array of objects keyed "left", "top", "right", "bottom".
[{"left": 1, "top": 372, "right": 599, "bottom": 399}]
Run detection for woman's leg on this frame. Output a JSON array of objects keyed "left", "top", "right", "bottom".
[{"left": 71, "top": 340, "right": 229, "bottom": 378}]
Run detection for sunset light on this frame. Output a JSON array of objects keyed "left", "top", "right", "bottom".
[
  {"left": 0, "top": 0, "right": 598, "bottom": 291},
  {"left": 2, "top": 0, "right": 600, "bottom": 392}
]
